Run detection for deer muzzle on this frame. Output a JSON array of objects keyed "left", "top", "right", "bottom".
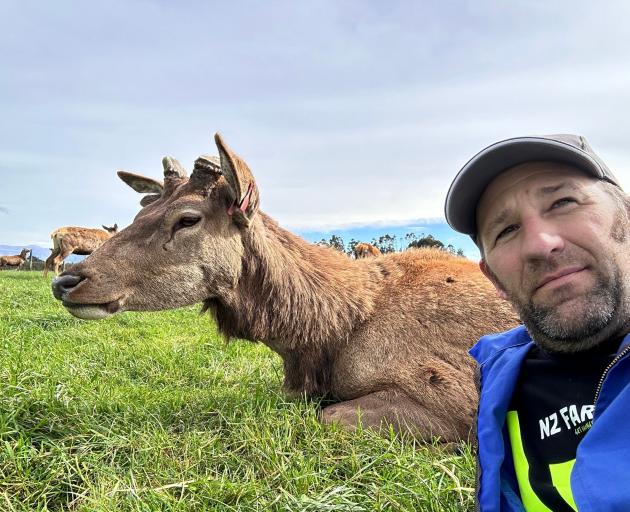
[{"left": 52, "top": 274, "right": 122, "bottom": 320}]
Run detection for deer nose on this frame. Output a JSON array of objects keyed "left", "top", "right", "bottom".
[{"left": 52, "top": 274, "right": 84, "bottom": 300}]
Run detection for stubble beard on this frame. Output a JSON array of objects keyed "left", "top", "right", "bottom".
[
  {"left": 515, "top": 266, "right": 625, "bottom": 353},
  {"left": 527, "top": 209, "right": 630, "bottom": 352},
  {"left": 487, "top": 210, "right": 630, "bottom": 353}
]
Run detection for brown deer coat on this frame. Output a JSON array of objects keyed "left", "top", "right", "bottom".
[
  {"left": 44, "top": 225, "right": 117, "bottom": 276},
  {"left": 0, "top": 248, "right": 30, "bottom": 269},
  {"left": 51, "top": 134, "right": 519, "bottom": 441}
]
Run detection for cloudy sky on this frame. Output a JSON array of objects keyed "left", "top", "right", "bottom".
[{"left": 2, "top": 1, "right": 630, "bottom": 253}]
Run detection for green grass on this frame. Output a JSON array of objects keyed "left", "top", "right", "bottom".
[{"left": 0, "top": 271, "right": 476, "bottom": 511}]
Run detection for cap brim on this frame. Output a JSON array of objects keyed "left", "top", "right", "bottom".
[{"left": 444, "top": 137, "right": 606, "bottom": 236}]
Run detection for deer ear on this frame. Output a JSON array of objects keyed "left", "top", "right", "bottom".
[
  {"left": 140, "top": 194, "right": 161, "bottom": 207},
  {"left": 117, "top": 171, "right": 164, "bottom": 194},
  {"left": 117, "top": 171, "right": 164, "bottom": 207},
  {"left": 214, "top": 133, "right": 260, "bottom": 226}
]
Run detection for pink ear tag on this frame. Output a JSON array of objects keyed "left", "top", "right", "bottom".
[{"left": 227, "top": 183, "right": 254, "bottom": 216}]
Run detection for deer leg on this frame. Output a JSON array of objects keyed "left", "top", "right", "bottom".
[
  {"left": 54, "top": 248, "right": 74, "bottom": 275},
  {"left": 320, "top": 389, "right": 474, "bottom": 443},
  {"left": 44, "top": 250, "right": 59, "bottom": 277},
  {"left": 50, "top": 242, "right": 73, "bottom": 275}
]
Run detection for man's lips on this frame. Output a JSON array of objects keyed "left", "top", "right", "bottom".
[{"left": 534, "top": 266, "right": 587, "bottom": 291}]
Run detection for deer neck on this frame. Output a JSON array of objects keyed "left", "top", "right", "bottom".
[{"left": 209, "top": 212, "right": 380, "bottom": 354}]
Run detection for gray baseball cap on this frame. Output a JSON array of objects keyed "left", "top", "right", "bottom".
[{"left": 445, "top": 134, "right": 621, "bottom": 237}]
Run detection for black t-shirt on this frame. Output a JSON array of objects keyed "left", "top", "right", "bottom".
[{"left": 507, "top": 337, "right": 622, "bottom": 511}]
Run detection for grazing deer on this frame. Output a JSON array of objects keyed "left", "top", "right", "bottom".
[
  {"left": 0, "top": 248, "right": 31, "bottom": 270},
  {"left": 353, "top": 242, "right": 382, "bottom": 259},
  {"left": 51, "top": 134, "right": 518, "bottom": 442},
  {"left": 43, "top": 225, "right": 118, "bottom": 277}
]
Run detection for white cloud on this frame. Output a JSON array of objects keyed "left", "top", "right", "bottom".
[{"left": 1, "top": 1, "right": 630, "bottom": 245}]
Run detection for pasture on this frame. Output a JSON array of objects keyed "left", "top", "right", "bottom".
[{"left": 0, "top": 272, "right": 475, "bottom": 511}]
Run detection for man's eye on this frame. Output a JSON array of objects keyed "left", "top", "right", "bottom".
[
  {"left": 175, "top": 216, "right": 201, "bottom": 230},
  {"left": 496, "top": 224, "right": 518, "bottom": 242},
  {"left": 551, "top": 197, "right": 576, "bottom": 209}
]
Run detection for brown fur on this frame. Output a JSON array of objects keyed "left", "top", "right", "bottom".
[
  {"left": 353, "top": 242, "right": 382, "bottom": 258},
  {"left": 43, "top": 225, "right": 117, "bottom": 277},
  {"left": 0, "top": 248, "right": 30, "bottom": 270},
  {"left": 54, "top": 134, "right": 519, "bottom": 441}
]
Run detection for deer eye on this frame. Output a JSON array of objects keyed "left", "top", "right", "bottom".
[{"left": 175, "top": 216, "right": 201, "bottom": 230}]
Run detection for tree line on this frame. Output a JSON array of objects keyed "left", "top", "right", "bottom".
[{"left": 317, "top": 232, "right": 465, "bottom": 257}]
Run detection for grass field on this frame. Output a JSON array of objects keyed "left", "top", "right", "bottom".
[{"left": 0, "top": 271, "right": 476, "bottom": 511}]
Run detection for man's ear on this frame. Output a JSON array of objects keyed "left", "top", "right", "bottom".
[{"left": 479, "top": 259, "right": 508, "bottom": 300}]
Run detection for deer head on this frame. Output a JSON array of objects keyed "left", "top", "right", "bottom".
[{"left": 52, "top": 133, "right": 261, "bottom": 320}]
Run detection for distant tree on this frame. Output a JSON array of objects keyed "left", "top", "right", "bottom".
[
  {"left": 347, "top": 238, "right": 360, "bottom": 257},
  {"left": 371, "top": 234, "right": 397, "bottom": 254},
  {"left": 317, "top": 231, "right": 467, "bottom": 258},
  {"left": 407, "top": 234, "right": 466, "bottom": 257},
  {"left": 329, "top": 234, "right": 345, "bottom": 253},
  {"left": 407, "top": 234, "right": 444, "bottom": 250},
  {"left": 404, "top": 232, "right": 418, "bottom": 244},
  {"left": 318, "top": 234, "right": 346, "bottom": 253}
]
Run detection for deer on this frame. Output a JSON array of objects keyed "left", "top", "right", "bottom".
[
  {"left": 0, "top": 248, "right": 31, "bottom": 270},
  {"left": 51, "top": 133, "right": 519, "bottom": 442},
  {"left": 353, "top": 242, "right": 382, "bottom": 259},
  {"left": 43, "top": 225, "right": 118, "bottom": 277}
]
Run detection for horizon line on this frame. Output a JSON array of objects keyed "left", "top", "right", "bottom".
[
  {"left": 1, "top": 216, "right": 452, "bottom": 247},
  {"left": 286, "top": 216, "right": 447, "bottom": 232}
]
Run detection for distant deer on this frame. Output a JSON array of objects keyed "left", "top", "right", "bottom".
[
  {"left": 0, "top": 248, "right": 31, "bottom": 270},
  {"left": 51, "top": 134, "right": 518, "bottom": 442},
  {"left": 353, "top": 242, "right": 382, "bottom": 259},
  {"left": 43, "top": 225, "right": 118, "bottom": 277}
]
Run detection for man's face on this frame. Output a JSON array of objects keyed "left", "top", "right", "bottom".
[{"left": 477, "top": 162, "right": 630, "bottom": 353}]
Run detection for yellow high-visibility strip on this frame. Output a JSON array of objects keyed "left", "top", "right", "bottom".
[
  {"left": 506, "top": 411, "right": 552, "bottom": 511},
  {"left": 549, "top": 460, "right": 577, "bottom": 511}
]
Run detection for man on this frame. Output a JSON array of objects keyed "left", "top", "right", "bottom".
[{"left": 445, "top": 134, "right": 630, "bottom": 511}]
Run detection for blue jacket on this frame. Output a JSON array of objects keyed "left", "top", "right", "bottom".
[{"left": 470, "top": 325, "right": 630, "bottom": 511}]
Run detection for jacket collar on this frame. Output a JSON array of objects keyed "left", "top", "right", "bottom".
[{"left": 469, "top": 324, "right": 531, "bottom": 365}]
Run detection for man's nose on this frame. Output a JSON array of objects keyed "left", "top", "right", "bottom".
[{"left": 520, "top": 218, "right": 565, "bottom": 259}]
